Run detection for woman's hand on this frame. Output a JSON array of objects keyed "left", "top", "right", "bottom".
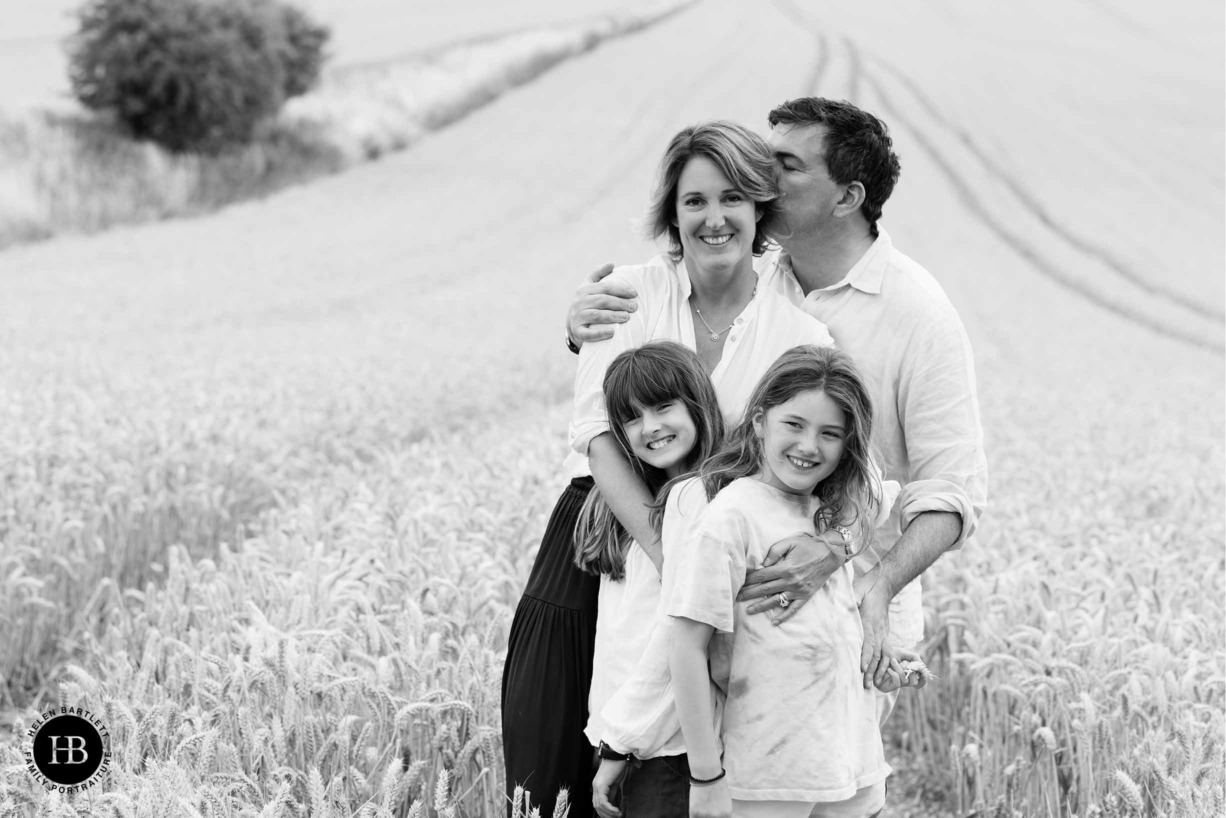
[
  {"left": 591, "top": 758, "right": 627, "bottom": 818},
  {"left": 689, "top": 777, "right": 732, "bottom": 818},
  {"left": 740, "top": 531, "right": 844, "bottom": 624}
]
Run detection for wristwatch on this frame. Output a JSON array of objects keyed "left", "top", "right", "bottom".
[{"left": 597, "top": 741, "right": 633, "bottom": 762}]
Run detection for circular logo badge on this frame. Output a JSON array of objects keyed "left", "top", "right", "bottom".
[{"left": 24, "top": 708, "right": 111, "bottom": 792}]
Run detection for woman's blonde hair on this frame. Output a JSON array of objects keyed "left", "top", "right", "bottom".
[{"left": 574, "top": 342, "right": 724, "bottom": 579}]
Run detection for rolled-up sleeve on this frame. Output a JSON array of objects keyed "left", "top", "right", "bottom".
[
  {"left": 568, "top": 271, "right": 648, "bottom": 457},
  {"left": 895, "top": 314, "right": 988, "bottom": 548}
]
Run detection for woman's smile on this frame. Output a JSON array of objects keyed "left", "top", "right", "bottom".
[{"left": 674, "top": 156, "right": 759, "bottom": 270}]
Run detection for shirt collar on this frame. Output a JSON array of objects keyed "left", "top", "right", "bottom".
[
  {"left": 675, "top": 256, "right": 693, "bottom": 299},
  {"left": 778, "top": 229, "right": 893, "bottom": 296},
  {"left": 842, "top": 229, "right": 891, "bottom": 294}
]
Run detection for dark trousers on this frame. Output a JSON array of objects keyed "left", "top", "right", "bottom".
[{"left": 613, "top": 754, "right": 690, "bottom": 818}]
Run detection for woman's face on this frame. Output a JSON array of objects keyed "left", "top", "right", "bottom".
[{"left": 673, "top": 156, "right": 759, "bottom": 273}]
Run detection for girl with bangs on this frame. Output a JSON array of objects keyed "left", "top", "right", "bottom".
[{"left": 574, "top": 342, "right": 724, "bottom": 814}]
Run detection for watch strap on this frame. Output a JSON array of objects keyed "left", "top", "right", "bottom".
[{"left": 597, "top": 741, "right": 633, "bottom": 761}]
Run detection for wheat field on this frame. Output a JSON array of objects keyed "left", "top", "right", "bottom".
[
  {"left": 1, "top": 0, "right": 1223, "bottom": 816},
  {"left": 2, "top": 319, "right": 1220, "bottom": 816}
]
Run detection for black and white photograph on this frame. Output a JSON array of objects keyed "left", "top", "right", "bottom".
[{"left": 1, "top": 1, "right": 1222, "bottom": 816}]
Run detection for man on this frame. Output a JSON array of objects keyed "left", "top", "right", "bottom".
[{"left": 566, "top": 98, "right": 988, "bottom": 691}]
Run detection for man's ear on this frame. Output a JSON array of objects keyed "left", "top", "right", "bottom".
[{"left": 834, "top": 181, "right": 866, "bottom": 218}]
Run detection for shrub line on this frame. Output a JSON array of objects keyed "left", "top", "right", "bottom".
[{"left": 0, "top": 0, "right": 695, "bottom": 252}]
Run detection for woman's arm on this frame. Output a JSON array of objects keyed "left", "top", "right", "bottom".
[
  {"left": 671, "top": 617, "right": 730, "bottom": 818},
  {"left": 588, "top": 433, "right": 662, "bottom": 574},
  {"left": 741, "top": 476, "right": 900, "bottom": 623}
]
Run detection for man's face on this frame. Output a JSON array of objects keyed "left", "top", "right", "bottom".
[{"left": 767, "top": 123, "right": 844, "bottom": 238}]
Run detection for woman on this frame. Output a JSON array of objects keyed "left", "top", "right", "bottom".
[{"left": 501, "top": 121, "right": 833, "bottom": 817}]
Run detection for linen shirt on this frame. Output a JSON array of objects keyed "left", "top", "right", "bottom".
[
  {"left": 566, "top": 254, "right": 834, "bottom": 476},
  {"left": 758, "top": 230, "right": 989, "bottom": 646}
]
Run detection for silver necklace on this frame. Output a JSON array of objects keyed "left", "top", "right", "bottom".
[{"left": 693, "top": 275, "right": 758, "bottom": 343}]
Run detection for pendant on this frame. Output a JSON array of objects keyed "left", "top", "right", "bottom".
[{"left": 710, "top": 332, "right": 720, "bottom": 342}]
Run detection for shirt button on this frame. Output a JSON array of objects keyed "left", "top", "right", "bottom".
[{"left": 735, "top": 318, "right": 743, "bottom": 325}]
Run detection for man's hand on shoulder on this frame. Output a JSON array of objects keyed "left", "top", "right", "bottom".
[{"left": 566, "top": 263, "right": 639, "bottom": 347}]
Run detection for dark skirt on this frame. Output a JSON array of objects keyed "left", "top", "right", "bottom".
[{"left": 502, "top": 476, "right": 599, "bottom": 818}]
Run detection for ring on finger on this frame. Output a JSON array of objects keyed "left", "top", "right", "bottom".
[{"left": 777, "top": 592, "right": 790, "bottom": 608}]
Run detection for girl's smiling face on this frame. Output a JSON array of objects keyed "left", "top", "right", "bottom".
[
  {"left": 673, "top": 156, "right": 760, "bottom": 273},
  {"left": 753, "top": 388, "right": 847, "bottom": 495},
  {"left": 623, "top": 400, "right": 699, "bottom": 478}
]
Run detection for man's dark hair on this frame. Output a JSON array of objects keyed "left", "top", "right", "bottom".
[{"left": 767, "top": 98, "right": 901, "bottom": 236}]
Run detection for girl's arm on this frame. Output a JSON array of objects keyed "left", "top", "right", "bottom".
[
  {"left": 568, "top": 267, "right": 659, "bottom": 569},
  {"left": 588, "top": 433, "right": 662, "bottom": 574},
  {"left": 671, "top": 617, "right": 730, "bottom": 818}
]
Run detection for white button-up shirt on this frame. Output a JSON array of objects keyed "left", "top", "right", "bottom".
[
  {"left": 759, "top": 230, "right": 988, "bottom": 646},
  {"left": 566, "top": 254, "right": 834, "bottom": 475}
]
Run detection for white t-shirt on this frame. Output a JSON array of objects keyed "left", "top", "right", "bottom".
[
  {"left": 584, "top": 542, "right": 661, "bottom": 746},
  {"left": 668, "top": 477, "right": 891, "bottom": 802}
]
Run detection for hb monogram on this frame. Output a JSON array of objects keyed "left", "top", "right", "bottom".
[{"left": 47, "top": 736, "right": 90, "bottom": 765}]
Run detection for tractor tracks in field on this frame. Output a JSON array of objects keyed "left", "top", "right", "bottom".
[
  {"left": 870, "top": 59, "right": 1223, "bottom": 325},
  {"left": 773, "top": 2, "right": 1224, "bottom": 353},
  {"left": 772, "top": 0, "right": 831, "bottom": 95}
]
